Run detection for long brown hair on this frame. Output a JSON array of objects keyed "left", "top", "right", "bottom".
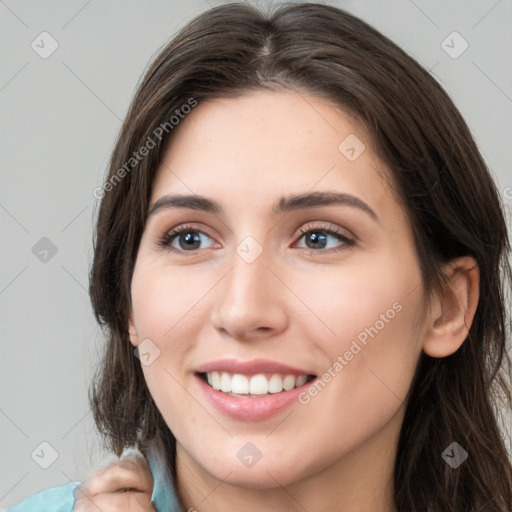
[{"left": 88, "top": 2, "right": 512, "bottom": 510}]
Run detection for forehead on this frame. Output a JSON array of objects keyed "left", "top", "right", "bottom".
[{"left": 151, "top": 90, "right": 394, "bottom": 218}]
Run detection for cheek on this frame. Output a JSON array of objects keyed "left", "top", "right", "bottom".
[
  {"left": 131, "top": 259, "right": 205, "bottom": 342},
  {"left": 287, "top": 270, "right": 423, "bottom": 475},
  {"left": 293, "top": 251, "right": 424, "bottom": 404},
  {"left": 294, "top": 250, "right": 421, "bottom": 347},
  {"left": 130, "top": 260, "right": 212, "bottom": 427}
]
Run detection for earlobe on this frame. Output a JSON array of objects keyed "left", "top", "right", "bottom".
[
  {"left": 127, "top": 316, "right": 139, "bottom": 347},
  {"left": 423, "top": 256, "right": 480, "bottom": 358}
]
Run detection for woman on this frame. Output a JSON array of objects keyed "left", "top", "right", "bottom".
[{"left": 8, "top": 2, "right": 512, "bottom": 511}]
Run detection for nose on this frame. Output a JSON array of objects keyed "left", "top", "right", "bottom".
[{"left": 210, "top": 244, "right": 288, "bottom": 342}]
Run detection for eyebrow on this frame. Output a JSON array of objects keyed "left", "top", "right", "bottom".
[{"left": 147, "top": 191, "right": 378, "bottom": 221}]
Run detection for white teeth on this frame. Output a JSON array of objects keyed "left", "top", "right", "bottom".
[
  {"left": 210, "top": 371, "right": 221, "bottom": 390},
  {"left": 220, "top": 372, "right": 232, "bottom": 392},
  {"left": 231, "top": 374, "right": 249, "bottom": 394},
  {"left": 295, "top": 375, "right": 307, "bottom": 387},
  {"left": 282, "top": 375, "right": 296, "bottom": 391},
  {"left": 249, "top": 374, "right": 268, "bottom": 395},
  {"left": 268, "top": 374, "right": 283, "bottom": 393},
  {"left": 204, "top": 371, "right": 310, "bottom": 395}
]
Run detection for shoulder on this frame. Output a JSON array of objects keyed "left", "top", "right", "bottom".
[{"left": 6, "top": 481, "right": 81, "bottom": 512}]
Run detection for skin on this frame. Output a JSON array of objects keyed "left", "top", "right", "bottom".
[
  {"left": 73, "top": 454, "right": 155, "bottom": 511},
  {"left": 119, "top": 90, "right": 479, "bottom": 512}
]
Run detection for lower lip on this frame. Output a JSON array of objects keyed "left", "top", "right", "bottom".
[{"left": 195, "top": 374, "right": 312, "bottom": 421}]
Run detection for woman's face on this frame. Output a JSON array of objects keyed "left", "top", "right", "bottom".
[{"left": 129, "top": 90, "right": 428, "bottom": 489}]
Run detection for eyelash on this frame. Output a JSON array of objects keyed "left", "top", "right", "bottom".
[{"left": 156, "top": 222, "right": 355, "bottom": 256}]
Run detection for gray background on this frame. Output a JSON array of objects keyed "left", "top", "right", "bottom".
[{"left": 1, "top": 0, "right": 511, "bottom": 508}]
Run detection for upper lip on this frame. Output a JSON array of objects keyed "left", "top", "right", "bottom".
[{"left": 195, "top": 358, "right": 315, "bottom": 376}]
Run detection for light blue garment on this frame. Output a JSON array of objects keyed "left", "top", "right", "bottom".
[
  {"left": 6, "top": 482, "right": 81, "bottom": 512},
  {"left": 145, "top": 437, "right": 184, "bottom": 512},
  {"left": 7, "top": 440, "right": 183, "bottom": 512}
]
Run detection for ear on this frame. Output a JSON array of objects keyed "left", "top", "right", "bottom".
[
  {"left": 423, "top": 256, "right": 480, "bottom": 358},
  {"left": 127, "top": 314, "right": 139, "bottom": 348}
]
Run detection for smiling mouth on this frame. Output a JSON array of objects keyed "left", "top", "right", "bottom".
[{"left": 198, "top": 371, "right": 316, "bottom": 397}]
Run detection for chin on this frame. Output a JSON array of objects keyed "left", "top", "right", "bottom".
[
  {"left": 213, "top": 466, "right": 298, "bottom": 490},
  {"left": 196, "top": 450, "right": 311, "bottom": 490}
]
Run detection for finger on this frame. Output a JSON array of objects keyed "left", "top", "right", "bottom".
[
  {"left": 73, "top": 488, "right": 155, "bottom": 512},
  {"left": 81, "top": 454, "right": 154, "bottom": 496},
  {"left": 80, "top": 465, "right": 152, "bottom": 497}
]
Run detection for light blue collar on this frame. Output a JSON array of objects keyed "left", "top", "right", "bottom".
[{"left": 144, "top": 438, "right": 184, "bottom": 512}]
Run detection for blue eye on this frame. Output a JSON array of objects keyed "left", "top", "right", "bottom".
[
  {"left": 157, "top": 222, "right": 354, "bottom": 255},
  {"left": 295, "top": 224, "right": 354, "bottom": 253},
  {"left": 157, "top": 225, "right": 215, "bottom": 253}
]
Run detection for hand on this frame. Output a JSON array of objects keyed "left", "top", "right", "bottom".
[{"left": 73, "top": 451, "right": 155, "bottom": 511}]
